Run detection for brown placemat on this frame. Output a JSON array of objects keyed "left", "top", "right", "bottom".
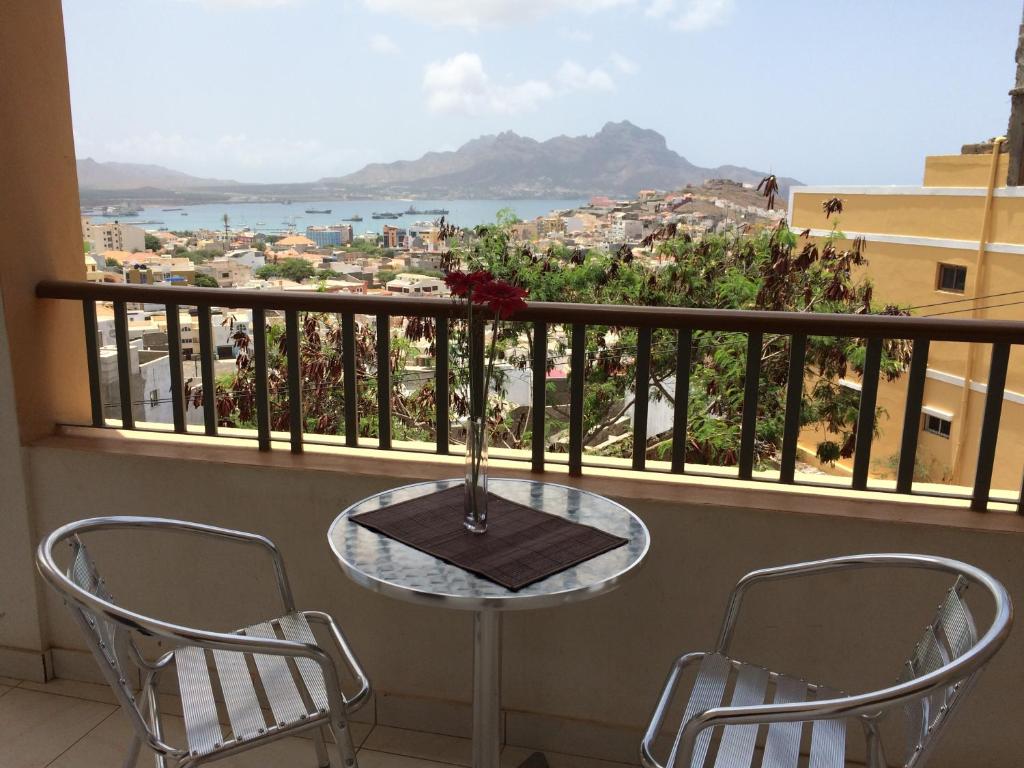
[{"left": 352, "top": 485, "right": 629, "bottom": 591}]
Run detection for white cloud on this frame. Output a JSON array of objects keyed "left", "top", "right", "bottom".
[
  {"left": 363, "top": 0, "right": 631, "bottom": 28},
  {"left": 645, "top": 0, "right": 735, "bottom": 30},
  {"left": 563, "top": 29, "right": 594, "bottom": 42},
  {"left": 369, "top": 33, "right": 399, "bottom": 54},
  {"left": 423, "top": 53, "right": 553, "bottom": 115},
  {"left": 181, "top": 0, "right": 300, "bottom": 8},
  {"left": 556, "top": 61, "right": 614, "bottom": 92},
  {"left": 610, "top": 52, "right": 639, "bottom": 75},
  {"left": 423, "top": 53, "right": 625, "bottom": 116}
]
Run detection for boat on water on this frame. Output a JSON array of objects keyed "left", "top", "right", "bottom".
[
  {"left": 162, "top": 207, "right": 182, "bottom": 212},
  {"left": 180, "top": 212, "right": 189, "bottom": 216},
  {"left": 305, "top": 208, "right": 331, "bottom": 214},
  {"left": 372, "top": 212, "right": 401, "bottom": 220},
  {"left": 342, "top": 214, "right": 363, "bottom": 222},
  {"left": 403, "top": 205, "right": 450, "bottom": 216}
]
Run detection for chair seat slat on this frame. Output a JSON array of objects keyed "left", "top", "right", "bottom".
[
  {"left": 244, "top": 621, "right": 310, "bottom": 726},
  {"left": 761, "top": 676, "right": 807, "bottom": 768},
  {"left": 212, "top": 648, "right": 267, "bottom": 742},
  {"left": 808, "top": 688, "right": 846, "bottom": 768},
  {"left": 176, "top": 645, "right": 224, "bottom": 757},
  {"left": 713, "top": 663, "right": 769, "bottom": 768},
  {"left": 277, "top": 613, "right": 330, "bottom": 713},
  {"left": 669, "top": 653, "right": 730, "bottom": 768}
]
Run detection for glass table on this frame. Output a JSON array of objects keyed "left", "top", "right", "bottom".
[{"left": 327, "top": 478, "right": 650, "bottom": 768}]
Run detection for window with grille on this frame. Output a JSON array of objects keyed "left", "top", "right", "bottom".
[
  {"left": 937, "top": 264, "right": 967, "bottom": 292},
  {"left": 924, "top": 414, "right": 952, "bottom": 438}
]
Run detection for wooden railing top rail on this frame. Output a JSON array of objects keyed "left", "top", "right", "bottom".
[{"left": 37, "top": 279, "right": 1024, "bottom": 343}]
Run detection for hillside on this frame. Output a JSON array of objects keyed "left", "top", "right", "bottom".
[
  {"left": 76, "top": 158, "right": 236, "bottom": 190},
  {"left": 325, "top": 121, "right": 800, "bottom": 199}
]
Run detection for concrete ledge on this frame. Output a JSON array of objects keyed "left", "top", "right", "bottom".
[{"left": 37, "top": 426, "right": 1024, "bottom": 534}]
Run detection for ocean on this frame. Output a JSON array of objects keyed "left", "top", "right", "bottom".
[{"left": 104, "top": 199, "right": 587, "bottom": 236}]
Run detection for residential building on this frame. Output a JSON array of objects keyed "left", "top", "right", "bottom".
[
  {"left": 273, "top": 234, "right": 316, "bottom": 253},
  {"left": 382, "top": 225, "right": 408, "bottom": 250},
  {"left": 82, "top": 218, "right": 145, "bottom": 254},
  {"left": 84, "top": 254, "right": 103, "bottom": 282},
  {"left": 385, "top": 273, "right": 447, "bottom": 296},
  {"left": 306, "top": 225, "right": 353, "bottom": 247},
  {"left": 790, "top": 144, "right": 1024, "bottom": 489}
]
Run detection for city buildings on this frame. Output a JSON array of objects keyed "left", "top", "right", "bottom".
[
  {"left": 82, "top": 217, "right": 146, "bottom": 254},
  {"left": 790, "top": 143, "right": 1024, "bottom": 489},
  {"left": 306, "top": 224, "right": 354, "bottom": 247}
]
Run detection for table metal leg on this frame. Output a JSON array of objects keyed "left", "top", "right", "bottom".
[{"left": 472, "top": 610, "right": 502, "bottom": 768}]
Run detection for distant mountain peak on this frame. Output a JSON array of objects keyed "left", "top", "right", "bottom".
[{"left": 326, "top": 123, "right": 799, "bottom": 199}]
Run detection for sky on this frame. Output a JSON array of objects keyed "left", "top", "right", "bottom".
[{"left": 63, "top": 0, "right": 1024, "bottom": 186}]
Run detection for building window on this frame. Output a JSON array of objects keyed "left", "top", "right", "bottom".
[
  {"left": 923, "top": 414, "right": 952, "bottom": 438},
  {"left": 937, "top": 264, "right": 967, "bottom": 293}
]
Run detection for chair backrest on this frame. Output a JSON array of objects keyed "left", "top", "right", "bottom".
[
  {"left": 55, "top": 535, "right": 160, "bottom": 745},
  {"left": 895, "top": 575, "right": 979, "bottom": 768}
]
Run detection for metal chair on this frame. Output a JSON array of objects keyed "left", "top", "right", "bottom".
[
  {"left": 640, "top": 554, "right": 1012, "bottom": 768},
  {"left": 36, "top": 516, "right": 371, "bottom": 768}
]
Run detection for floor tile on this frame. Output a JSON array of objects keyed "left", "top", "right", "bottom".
[
  {"left": 49, "top": 707, "right": 347, "bottom": 768},
  {"left": 357, "top": 748, "right": 458, "bottom": 768},
  {"left": 18, "top": 678, "right": 118, "bottom": 705},
  {"left": 363, "top": 725, "right": 472, "bottom": 766},
  {"left": 0, "top": 688, "right": 114, "bottom": 768},
  {"left": 501, "top": 746, "right": 638, "bottom": 768}
]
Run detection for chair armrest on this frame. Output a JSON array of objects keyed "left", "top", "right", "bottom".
[{"left": 305, "top": 610, "right": 372, "bottom": 712}]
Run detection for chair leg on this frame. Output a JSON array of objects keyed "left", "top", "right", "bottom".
[
  {"left": 123, "top": 732, "right": 142, "bottom": 768},
  {"left": 314, "top": 727, "right": 331, "bottom": 768},
  {"left": 331, "top": 719, "right": 358, "bottom": 768},
  {"left": 863, "top": 717, "right": 888, "bottom": 768}
]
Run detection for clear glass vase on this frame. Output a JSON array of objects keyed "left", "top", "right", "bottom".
[{"left": 464, "top": 417, "right": 488, "bottom": 534}]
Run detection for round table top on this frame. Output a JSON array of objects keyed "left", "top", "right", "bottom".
[{"left": 327, "top": 478, "right": 650, "bottom": 611}]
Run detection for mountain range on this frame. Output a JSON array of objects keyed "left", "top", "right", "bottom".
[
  {"left": 76, "top": 158, "right": 235, "bottom": 190},
  {"left": 77, "top": 122, "right": 800, "bottom": 202}
]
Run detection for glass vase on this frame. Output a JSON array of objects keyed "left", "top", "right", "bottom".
[{"left": 464, "top": 417, "right": 488, "bottom": 534}]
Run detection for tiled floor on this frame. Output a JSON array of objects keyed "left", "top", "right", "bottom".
[{"left": 0, "top": 678, "right": 636, "bottom": 768}]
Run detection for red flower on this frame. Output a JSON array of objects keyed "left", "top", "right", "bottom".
[
  {"left": 444, "top": 269, "right": 494, "bottom": 297},
  {"left": 473, "top": 279, "right": 528, "bottom": 319}
]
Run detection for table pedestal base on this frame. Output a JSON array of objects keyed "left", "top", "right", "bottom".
[{"left": 472, "top": 610, "right": 502, "bottom": 768}]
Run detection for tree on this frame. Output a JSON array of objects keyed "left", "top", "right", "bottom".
[
  {"left": 144, "top": 233, "right": 161, "bottom": 252},
  {"left": 182, "top": 249, "right": 217, "bottom": 265},
  {"left": 376, "top": 269, "right": 397, "bottom": 285},
  {"left": 210, "top": 209, "right": 909, "bottom": 471},
  {"left": 256, "top": 258, "right": 315, "bottom": 282},
  {"left": 193, "top": 274, "right": 219, "bottom": 288}
]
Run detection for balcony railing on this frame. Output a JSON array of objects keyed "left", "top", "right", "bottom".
[{"left": 37, "top": 279, "right": 1024, "bottom": 513}]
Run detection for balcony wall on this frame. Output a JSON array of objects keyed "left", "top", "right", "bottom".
[{"left": 8, "top": 429, "right": 1022, "bottom": 767}]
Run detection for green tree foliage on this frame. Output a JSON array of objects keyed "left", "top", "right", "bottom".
[
  {"left": 193, "top": 274, "right": 219, "bottom": 288},
  {"left": 181, "top": 249, "right": 220, "bottom": 265},
  {"left": 144, "top": 233, "right": 162, "bottom": 251},
  {"left": 255, "top": 258, "right": 316, "bottom": 283},
  {"left": 204, "top": 316, "right": 434, "bottom": 442},
  {"left": 211, "top": 213, "right": 909, "bottom": 470}
]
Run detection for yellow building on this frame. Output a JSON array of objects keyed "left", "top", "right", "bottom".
[{"left": 790, "top": 144, "right": 1024, "bottom": 492}]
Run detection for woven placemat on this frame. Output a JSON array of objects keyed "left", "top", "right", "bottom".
[{"left": 352, "top": 485, "right": 629, "bottom": 591}]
